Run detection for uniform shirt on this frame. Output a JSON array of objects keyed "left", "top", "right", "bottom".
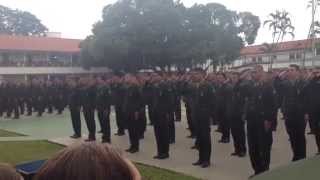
[
  {"left": 68, "top": 87, "right": 82, "bottom": 110},
  {"left": 96, "top": 84, "right": 112, "bottom": 110},
  {"left": 241, "top": 80, "right": 275, "bottom": 123},
  {"left": 81, "top": 86, "right": 97, "bottom": 110},
  {"left": 281, "top": 79, "right": 307, "bottom": 120}
]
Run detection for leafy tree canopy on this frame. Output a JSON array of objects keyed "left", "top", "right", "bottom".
[
  {"left": 81, "top": 0, "right": 261, "bottom": 72},
  {"left": 0, "top": 5, "right": 48, "bottom": 36}
]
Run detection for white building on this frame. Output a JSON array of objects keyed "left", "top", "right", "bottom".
[
  {"left": 0, "top": 35, "right": 109, "bottom": 81},
  {"left": 231, "top": 38, "right": 320, "bottom": 71}
]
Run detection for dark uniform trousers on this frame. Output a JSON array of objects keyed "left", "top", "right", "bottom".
[
  {"left": 97, "top": 107, "right": 111, "bottom": 142},
  {"left": 186, "top": 102, "right": 195, "bottom": 136},
  {"left": 308, "top": 113, "right": 317, "bottom": 134},
  {"left": 13, "top": 101, "right": 20, "bottom": 119},
  {"left": 174, "top": 96, "right": 181, "bottom": 121},
  {"left": 153, "top": 111, "right": 170, "bottom": 156},
  {"left": 83, "top": 108, "right": 96, "bottom": 140},
  {"left": 247, "top": 117, "right": 273, "bottom": 175},
  {"left": 311, "top": 111, "right": 320, "bottom": 153},
  {"left": 127, "top": 112, "right": 140, "bottom": 149},
  {"left": 19, "top": 99, "right": 25, "bottom": 115},
  {"left": 230, "top": 116, "right": 246, "bottom": 154},
  {"left": 47, "top": 98, "right": 53, "bottom": 114},
  {"left": 115, "top": 105, "right": 125, "bottom": 133},
  {"left": 285, "top": 116, "right": 307, "bottom": 161},
  {"left": 168, "top": 110, "right": 175, "bottom": 143},
  {"left": 148, "top": 104, "right": 155, "bottom": 125},
  {"left": 6, "top": 101, "right": 13, "bottom": 118},
  {"left": 218, "top": 109, "right": 230, "bottom": 140},
  {"left": 196, "top": 109, "right": 212, "bottom": 163},
  {"left": 26, "top": 98, "right": 33, "bottom": 116},
  {"left": 140, "top": 108, "right": 147, "bottom": 138},
  {"left": 70, "top": 108, "right": 81, "bottom": 136}
]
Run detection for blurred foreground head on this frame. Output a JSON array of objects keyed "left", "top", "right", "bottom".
[
  {"left": 34, "top": 143, "right": 141, "bottom": 180},
  {"left": 0, "top": 163, "right": 22, "bottom": 180}
]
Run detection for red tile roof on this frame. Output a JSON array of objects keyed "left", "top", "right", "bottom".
[
  {"left": 240, "top": 38, "right": 320, "bottom": 56},
  {"left": 0, "top": 35, "right": 81, "bottom": 53}
]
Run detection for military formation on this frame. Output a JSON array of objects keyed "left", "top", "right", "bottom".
[{"left": 1, "top": 64, "right": 320, "bottom": 177}]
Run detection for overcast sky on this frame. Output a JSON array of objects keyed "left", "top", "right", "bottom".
[{"left": 0, "top": 0, "right": 315, "bottom": 44}]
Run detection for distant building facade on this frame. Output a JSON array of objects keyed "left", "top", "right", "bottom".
[
  {"left": 0, "top": 35, "right": 109, "bottom": 81},
  {"left": 231, "top": 38, "right": 320, "bottom": 71}
]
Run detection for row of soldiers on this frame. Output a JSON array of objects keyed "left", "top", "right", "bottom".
[
  {"left": 65, "top": 65, "right": 320, "bottom": 176},
  {"left": 0, "top": 78, "right": 68, "bottom": 119},
  {"left": 1, "top": 65, "right": 320, "bottom": 177}
]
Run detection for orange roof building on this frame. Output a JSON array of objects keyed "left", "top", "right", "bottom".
[
  {"left": 0, "top": 35, "right": 109, "bottom": 77},
  {"left": 0, "top": 35, "right": 81, "bottom": 53},
  {"left": 232, "top": 38, "right": 320, "bottom": 70}
]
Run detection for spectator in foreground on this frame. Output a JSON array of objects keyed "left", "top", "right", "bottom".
[
  {"left": 34, "top": 143, "right": 141, "bottom": 180},
  {"left": 0, "top": 163, "right": 22, "bottom": 180}
]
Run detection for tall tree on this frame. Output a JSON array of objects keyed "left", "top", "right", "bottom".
[
  {"left": 81, "top": 0, "right": 261, "bottom": 72},
  {"left": 263, "top": 10, "right": 295, "bottom": 69},
  {"left": 0, "top": 5, "right": 48, "bottom": 36}
]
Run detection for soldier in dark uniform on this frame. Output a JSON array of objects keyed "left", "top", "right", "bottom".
[
  {"left": 12, "top": 82, "right": 20, "bottom": 119},
  {"left": 143, "top": 75, "right": 156, "bottom": 126},
  {"left": 34, "top": 80, "right": 46, "bottom": 117},
  {"left": 25, "top": 81, "right": 33, "bottom": 116},
  {"left": 18, "top": 82, "right": 26, "bottom": 115},
  {"left": 167, "top": 75, "right": 176, "bottom": 144},
  {"left": 81, "top": 77, "right": 97, "bottom": 142},
  {"left": 45, "top": 80, "right": 54, "bottom": 114},
  {"left": 54, "top": 79, "right": 67, "bottom": 115},
  {"left": 174, "top": 74, "right": 182, "bottom": 122},
  {"left": 68, "top": 78, "right": 82, "bottom": 139},
  {"left": 111, "top": 76, "right": 126, "bottom": 136},
  {"left": 305, "top": 68, "right": 320, "bottom": 155},
  {"left": 228, "top": 73, "right": 247, "bottom": 157},
  {"left": 123, "top": 74, "right": 144, "bottom": 154},
  {"left": 182, "top": 74, "right": 196, "bottom": 139},
  {"left": 192, "top": 73, "right": 215, "bottom": 168},
  {"left": 242, "top": 67, "right": 275, "bottom": 177},
  {"left": 216, "top": 73, "right": 230, "bottom": 143},
  {"left": 137, "top": 74, "right": 147, "bottom": 139},
  {"left": 96, "top": 77, "right": 112, "bottom": 143},
  {"left": 282, "top": 65, "right": 308, "bottom": 161},
  {"left": 152, "top": 74, "right": 172, "bottom": 159},
  {"left": 5, "top": 82, "right": 14, "bottom": 118}
]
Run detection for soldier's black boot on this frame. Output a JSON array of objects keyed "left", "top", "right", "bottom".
[
  {"left": 70, "top": 134, "right": 81, "bottom": 139},
  {"left": 201, "top": 161, "right": 210, "bottom": 168},
  {"left": 192, "top": 160, "right": 202, "bottom": 166}
]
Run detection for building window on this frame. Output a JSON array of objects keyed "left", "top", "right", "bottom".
[
  {"left": 295, "top": 53, "right": 302, "bottom": 59},
  {"left": 272, "top": 55, "right": 277, "bottom": 60},
  {"left": 317, "top": 48, "right": 320, "bottom": 56},
  {"left": 258, "top": 56, "right": 262, "bottom": 63},
  {"left": 251, "top": 57, "right": 257, "bottom": 63},
  {"left": 289, "top": 53, "right": 295, "bottom": 60}
]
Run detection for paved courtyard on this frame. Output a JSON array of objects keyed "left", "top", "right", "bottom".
[{"left": 0, "top": 109, "right": 319, "bottom": 180}]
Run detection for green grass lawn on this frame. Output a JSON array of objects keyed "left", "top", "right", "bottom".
[
  {"left": 253, "top": 156, "right": 320, "bottom": 180},
  {"left": 0, "top": 140, "right": 62, "bottom": 164},
  {"left": 0, "top": 129, "right": 26, "bottom": 137},
  {"left": 0, "top": 140, "right": 200, "bottom": 180}
]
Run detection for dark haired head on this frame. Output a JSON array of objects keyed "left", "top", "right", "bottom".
[{"left": 34, "top": 143, "right": 141, "bottom": 180}]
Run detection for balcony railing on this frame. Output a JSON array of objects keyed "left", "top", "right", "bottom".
[{"left": 0, "top": 61, "right": 80, "bottom": 67}]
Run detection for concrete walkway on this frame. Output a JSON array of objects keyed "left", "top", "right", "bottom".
[
  {"left": 1, "top": 111, "right": 319, "bottom": 180},
  {"left": 51, "top": 117, "right": 319, "bottom": 180}
]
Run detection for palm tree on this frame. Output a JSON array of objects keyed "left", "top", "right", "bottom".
[{"left": 263, "top": 10, "right": 295, "bottom": 69}]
